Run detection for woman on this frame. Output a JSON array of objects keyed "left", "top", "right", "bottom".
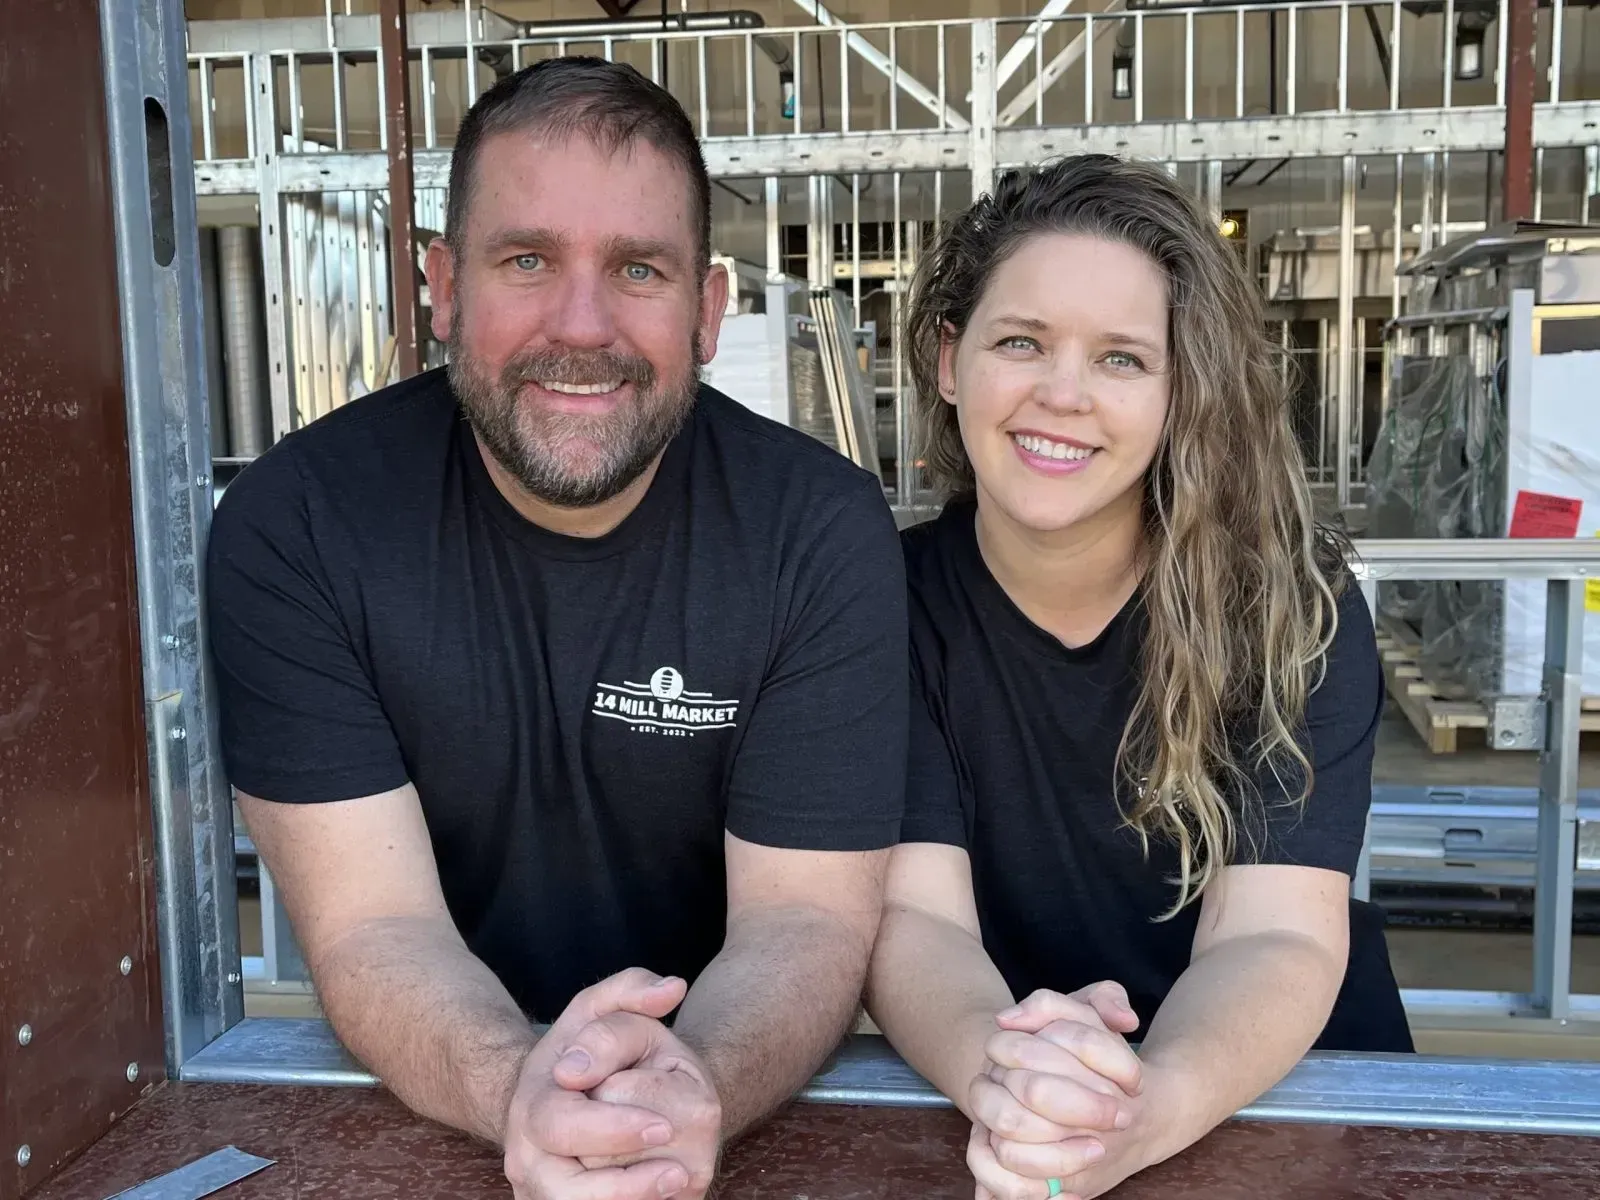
[{"left": 865, "top": 154, "right": 1412, "bottom": 1200}]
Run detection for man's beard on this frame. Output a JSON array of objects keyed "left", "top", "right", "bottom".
[{"left": 448, "top": 308, "right": 701, "bottom": 510}]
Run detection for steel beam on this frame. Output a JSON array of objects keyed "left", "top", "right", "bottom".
[
  {"left": 806, "top": 175, "right": 833, "bottom": 286},
  {"left": 997, "top": 3, "right": 1123, "bottom": 128},
  {"left": 182, "top": 1019, "right": 1600, "bottom": 1136},
  {"left": 977, "top": 0, "right": 1076, "bottom": 103},
  {"left": 1350, "top": 537, "right": 1600, "bottom": 581},
  {"left": 971, "top": 21, "right": 997, "bottom": 200},
  {"left": 784, "top": 0, "right": 969, "bottom": 130},
  {"left": 198, "top": 132, "right": 972, "bottom": 194},
  {"left": 705, "top": 129, "right": 971, "bottom": 177},
  {"left": 100, "top": 0, "right": 245, "bottom": 1076},
  {"left": 379, "top": 0, "right": 421, "bottom": 379},
  {"left": 247, "top": 56, "right": 293, "bottom": 442},
  {"left": 765, "top": 177, "right": 782, "bottom": 280},
  {"left": 1533, "top": 580, "right": 1584, "bottom": 1020},
  {"left": 187, "top": 11, "right": 519, "bottom": 57},
  {"left": 998, "top": 105, "right": 1600, "bottom": 170},
  {"left": 1503, "top": 0, "right": 1537, "bottom": 220},
  {"left": 192, "top": 105, "right": 1600, "bottom": 195},
  {"left": 1400, "top": 989, "right": 1600, "bottom": 1027},
  {"left": 1336, "top": 155, "right": 1357, "bottom": 510}
]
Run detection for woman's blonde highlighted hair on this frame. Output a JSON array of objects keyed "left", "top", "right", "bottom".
[{"left": 906, "top": 154, "right": 1351, "bottom": 915}]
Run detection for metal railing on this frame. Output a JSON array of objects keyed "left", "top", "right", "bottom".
[
  {"left": 186, "top": 1, "right": 1596, "bottom": 159},
  {"left": 1352, "top": 542, "right": 1597, "bottom": 1023}
]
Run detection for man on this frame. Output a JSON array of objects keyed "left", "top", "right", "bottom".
[{"left": 206, "top": 57, "right": 906, "bottom": 1199}]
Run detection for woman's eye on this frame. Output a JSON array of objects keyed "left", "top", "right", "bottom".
[
  {"left": 1105, "top": 350, "right": 1143, "bottom": 370},
  {"left": 624, "top": 263, "right": 655, "bottom": 282},
  {"left": 512, "top": 254, "right": 542, "bottom": 272},
  {"left": 997, "top": 336, "right": 1039, "bottom": 352}
]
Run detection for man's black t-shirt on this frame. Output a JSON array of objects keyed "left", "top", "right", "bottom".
[
  {"left": 206, "top": 367, "right": 908, "bottom": 1022},
  {"left": 901, "top": 499, "right": 1413, "bottom": 1054}
]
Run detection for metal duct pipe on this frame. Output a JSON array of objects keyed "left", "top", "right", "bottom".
[
  {"left": 754, "top": 34, "right": 791, "bottom": 70},
  {"left": 218, "top": 225, "right": 271, "bottom": 458}
]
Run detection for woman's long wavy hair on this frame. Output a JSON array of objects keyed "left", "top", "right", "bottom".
[{"left": 907, "top": 154, "right": 1351, "bottom": 916}]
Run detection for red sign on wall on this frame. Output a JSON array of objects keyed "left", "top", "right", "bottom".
[{"left": 1509, "top": 490, "right": 1583, "bottom": 539}]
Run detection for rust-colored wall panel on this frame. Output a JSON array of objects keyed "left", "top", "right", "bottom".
[
  {"left": 30, "top": 1084, "right": 1600, "bottom": 1199},
  {"left": 0, "top": 7, "right": 167, "bottom": 1199}
]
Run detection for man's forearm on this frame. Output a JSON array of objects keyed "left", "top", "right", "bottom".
[
  {"left": 311, "top": 915, "right": 539, "bottom": 1145},
  {"left": 669, "top": 907, "right": 872, "bottom": 1141},
  {"left": 864, "top": 905, "right": 1016, "bottom": 1120},
  {"left": 1135, "top": 931, "right": 1344, "bottom": 1161}
]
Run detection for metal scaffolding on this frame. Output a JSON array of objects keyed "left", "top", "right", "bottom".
[{"left": 183, "top": 3, "right": 1600, "bottom": 512}]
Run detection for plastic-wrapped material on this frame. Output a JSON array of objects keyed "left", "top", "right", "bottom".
[
  {"left": 1498, "top": 349, "right": 1600, "bottom": 695},
  {"left": 808, "top": 289, "right": 881, "bottom": 477},
  {"left": 1365, "top": 225, "right": 1600, "bottom": 708},
  {"left": 1366, "top": 352, "right": 1508, "bottom": 698},
  {"left": 1436, "top": 256, "right": 1541, "bottom": 311},
  {"left": 788, "top": 337, "right": 839, "bottom": 455},
  {"left": 1368, "top": 326, "right": 1600, "bottom": 700},
  {"left": 701, "top": 313, "right": 789, "bottom": 426}
]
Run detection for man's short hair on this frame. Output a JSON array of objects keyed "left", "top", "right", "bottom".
[{"left": 445, "top": 55, "right": 712, "bottom": 276}]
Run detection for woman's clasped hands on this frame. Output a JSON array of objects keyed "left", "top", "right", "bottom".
[{"left": 965, "top": 982, "right": 1153, "bottom": 1200}]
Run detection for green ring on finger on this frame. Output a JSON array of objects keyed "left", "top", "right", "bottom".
[{"left": 1047, "top": 1180, "right": 1063, "bottom": 1197}]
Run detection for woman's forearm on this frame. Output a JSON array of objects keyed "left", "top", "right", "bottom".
[
  {"left": 1134, "top": 929, "right": 1345, "bottom": 1160},
  {"left": 864, "top": 903, "right": 1016, "bottom": 1116}
]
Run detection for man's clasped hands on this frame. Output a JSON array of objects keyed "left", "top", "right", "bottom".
[{"left": 503, "top": 969, "right": 1148, "bottom": 1200}]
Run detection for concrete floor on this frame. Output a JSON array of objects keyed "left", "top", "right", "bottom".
[
  {"left": 1386, "top": 927, "right": 1600, "bottom": 1061},
  {"left": 1372, "top": 709, "right": 1600, "bottom": 788}
]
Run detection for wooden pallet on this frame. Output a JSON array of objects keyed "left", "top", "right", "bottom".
[
  {"left": 1374, "top": 620, "right": 1488, "bottom": 753},
  {"left": 1373, "top": 615, "right": 1600, "bottom": 753}
]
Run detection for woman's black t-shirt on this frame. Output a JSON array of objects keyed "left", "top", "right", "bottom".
[{"left": 901, "top": 499, "right": 1414, "bottom": 1054}]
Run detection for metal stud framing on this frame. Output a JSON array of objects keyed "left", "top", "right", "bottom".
[{"left": 101, "top": 0, "right": 244, "bottom": 1076}]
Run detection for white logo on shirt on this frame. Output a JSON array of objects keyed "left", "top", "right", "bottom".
[{"left": 591, "top": 667, "right": 741, "bottom": 738}]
